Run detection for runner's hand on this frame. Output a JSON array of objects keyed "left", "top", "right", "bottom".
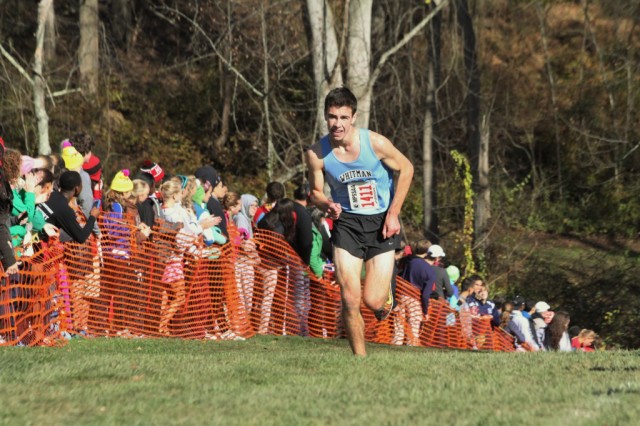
[
  {"left": 382, "top": 212, "right": 401, "bottom": 239},
  {"left": 327, "top": 202, "right": 342, "bottom": 220}
]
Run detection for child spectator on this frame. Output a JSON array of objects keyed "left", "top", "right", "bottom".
[
  {"left": 61, "top": 142, "right": 93, "bottom": 220},
  {"left": 310, "top": 207, "right": 332, "bottom": 263},
  {"left": 194, "top": 166, "right": 227, "bottom": 238},
  {"left": 71, "top": 132, "right": 102, "bottom": 201},
  {"left": 571, "top": 329, "right": 596, "bottom": 352},
  {"left": 445, "top": 265, "right": 461, "bottom": 308}
]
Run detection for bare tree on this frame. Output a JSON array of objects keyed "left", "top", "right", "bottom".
[
  {"left": 305, "top": 0, "right": 344, "bottom": 137},
  {"left": 79, "top": 0, "right": 99, "bottom": 95},
  {"left": 347, "top": 0, "right": 373, "bottom": 128}
]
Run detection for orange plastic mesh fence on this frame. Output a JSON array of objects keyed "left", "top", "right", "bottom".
[{"left": 0, "top": 216, "right": 518, "bottom": 351}]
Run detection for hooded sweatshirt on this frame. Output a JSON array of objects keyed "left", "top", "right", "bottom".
[{"left": 235, "top": 194, "right": 258, "bottom": 239}]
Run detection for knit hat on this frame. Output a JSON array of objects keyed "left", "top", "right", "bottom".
[
  {"left": 21, "top": 155, "right": 36, "bottom": 175},
  {"left": 192, "top": 185, "right": 205, "bottom": 205},
  {"left": 61, "top": 145, "right": 84, "bottom": 170},
  {"left": 140, "top": 160, "right": 165, "bottom": 183},
  {"left": 110, "top": 169, "right": 134, "bottom": 193},
  {"left": 133, "top": 172, "right": 154, "bottom": 188},
  {"left": 83, "top": 154, "right": 102, "bottom": 182},
  {"left": 446, "top": 265, "right": 460, "bottom": 283}
]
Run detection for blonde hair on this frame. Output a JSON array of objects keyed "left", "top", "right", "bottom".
[
  {"left": 132, "top": 179, "right": 150, "bottom": 199},
  {"left": 181, "top": 176, "right": 197, "bottom": 209},
  {"left": 578, "top": 329, "right": 596, "bottom": 340},
  {"left": 160, "top": 180, "right": 182, "bottom": 200}
]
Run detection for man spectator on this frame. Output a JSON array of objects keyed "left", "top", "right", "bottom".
[
  {"left": 36, "top": 171, "right": 100, "bottom": 243},
  {"left": 424, "top": 244, "right": 454, "bottom": 300},
  {"left": 194, "top": 166, "right": 227, "bottom": 238},
  {"left": 466, "top": 283, "right": 501, "bottom": 326},
  {"left": 293, "top": 183, "right": 310, "bottom": 208},
  {"left": 400, "top": 239, "right": 437, "bottom": 317},
  {"left": 506, "top": 295, "right": 540, "bottom": 351}
]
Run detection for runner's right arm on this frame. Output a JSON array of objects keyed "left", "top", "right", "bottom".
[{"left": 305, "top": 145, "right": 342, "bottom": 219}]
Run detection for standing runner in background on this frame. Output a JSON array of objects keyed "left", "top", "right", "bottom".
[{"left": 306, "top": 87, "right": 414, "bottom": 356}]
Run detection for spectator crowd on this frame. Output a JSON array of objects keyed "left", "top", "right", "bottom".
[{"left": 0, "top": 132, "right": 601, "bottom": 351}]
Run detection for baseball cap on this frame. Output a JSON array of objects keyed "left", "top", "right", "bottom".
[
  {"left": 195, "top": 166, "right": 222, "bottom": 187},
  {"left": 427, "top": 244, "right": 445, "bottom": 258},
  {"left": 534, "top": 301, "right": 551, "bottom": 313}
]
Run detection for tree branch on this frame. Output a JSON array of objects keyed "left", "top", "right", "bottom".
[
  {"left": 0, "top": 43, "right": 34, "bottom": 86},
  {"left": 155, "top": 5, "right": 264, "bottom": 98},
  {"left": 366, "top": 0, "right": 450, "bottom": 95}
]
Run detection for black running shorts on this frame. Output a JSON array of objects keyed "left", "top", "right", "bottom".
[{"left": 331, "top": 211, "right": 400, "bottom": 261}]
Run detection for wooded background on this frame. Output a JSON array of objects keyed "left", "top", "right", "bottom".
[{"left": 1, "top": 0, "right": 638, "bottom": 346}]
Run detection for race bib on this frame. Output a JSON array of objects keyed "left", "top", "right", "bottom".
[{"left": 348, "top": 180, "right": 379, "bottom": 211}]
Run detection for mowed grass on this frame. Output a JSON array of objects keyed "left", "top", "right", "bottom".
[{"left": 1, "top": 337, "right": 640, "bottom": 425}]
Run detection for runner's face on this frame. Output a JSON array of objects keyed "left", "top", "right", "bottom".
[{"left": 325, "top": 106, "right": 357, "bottom": 141}]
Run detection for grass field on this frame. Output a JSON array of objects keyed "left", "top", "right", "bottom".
[{"left": 1, "top": 337, "right": 639, "bottom": 425}]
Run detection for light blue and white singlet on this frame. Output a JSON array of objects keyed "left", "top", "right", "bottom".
[{"left": 321, "top": 128, "right": 394, "bottom": 215}]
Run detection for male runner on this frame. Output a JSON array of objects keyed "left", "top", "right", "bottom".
[{"left": 306, "top": 87, "right": 414, "bottom": 356}]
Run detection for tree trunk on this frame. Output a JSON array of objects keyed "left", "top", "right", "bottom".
[
  {"left": 214, "top": 0, "right": 233, "bottom": 154},
  {"left": 422, "top": 2, "right": 442, "bottom": 240},
  {"left": 43, "top": 0, "right": 56, "bottom": 63},
  {"left": 305, "top": 0, "right": 343, "bottom": 137},
  {"left": 34, "top": 0, "right": 53, "bottom": 155},
  {"left": 456, "top": 0, "right": 486, "bottom": 250},
  {"left": 79, "top": 0, "right": 100, "bottom": 95},
  {"left": 347, "top": 0, "right": 373, "bottom": 128},
  {"left": 476, "top": 115, "right": 491, "bottom": 246},
  {"left": 110, "top": 0, "right": 132, "bottom": 47}
]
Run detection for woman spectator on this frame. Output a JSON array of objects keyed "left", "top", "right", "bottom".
[
  {"left": 258, "top": 198, "right": 311, "bottom": 335},
  {"left": 235, "top": 194, "right": 258, "bottom": 239},
  {"left": 132, "top": 172, "right": 158, "bottom": 228},
  {"left": 3, "top": 149, "right": 45, "bottom": 248},
  {"left": 545, "top": 311, "right": 572, "bottom": 352}
]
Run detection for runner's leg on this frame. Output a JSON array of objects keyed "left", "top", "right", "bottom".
[
  {"left": 334, "top": 247, "right": 365, "bottom": 356},
  {"left": 362, "top": 250, "right": 395, "bottom": 312}
]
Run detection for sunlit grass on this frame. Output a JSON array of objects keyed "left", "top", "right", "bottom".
[{"left": 1, "top": 337, "right": 639, "bottom": 425}]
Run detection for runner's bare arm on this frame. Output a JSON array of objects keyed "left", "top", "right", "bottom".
[
  {"left": 369, "top": 131, "right": 414, "bottom": 237},
  {"left": 305, "top": 145, "right": 342, "bottom": 219}
]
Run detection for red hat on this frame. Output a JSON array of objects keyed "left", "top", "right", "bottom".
[
  {"left": 140, "top": 160, "right": 165, "bottom": 183},
  {"left": 83, "top": 154, "right": 102, "bottom": 182}
]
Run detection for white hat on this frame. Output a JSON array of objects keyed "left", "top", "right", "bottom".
[
  {"left": 534, "top": 301, "right": 550, "bottom": 313},
  {"left": 427, "top": 244, "right": 445, "bottom": 258}
]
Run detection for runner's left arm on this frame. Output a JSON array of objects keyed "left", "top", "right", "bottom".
[{"left": 369, "top": 131, "right": 414, "bottom": 238}]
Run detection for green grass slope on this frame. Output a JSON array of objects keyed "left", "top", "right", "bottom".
[{"left": 1, "top": 337, "right": 639, "bottom": 425}]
